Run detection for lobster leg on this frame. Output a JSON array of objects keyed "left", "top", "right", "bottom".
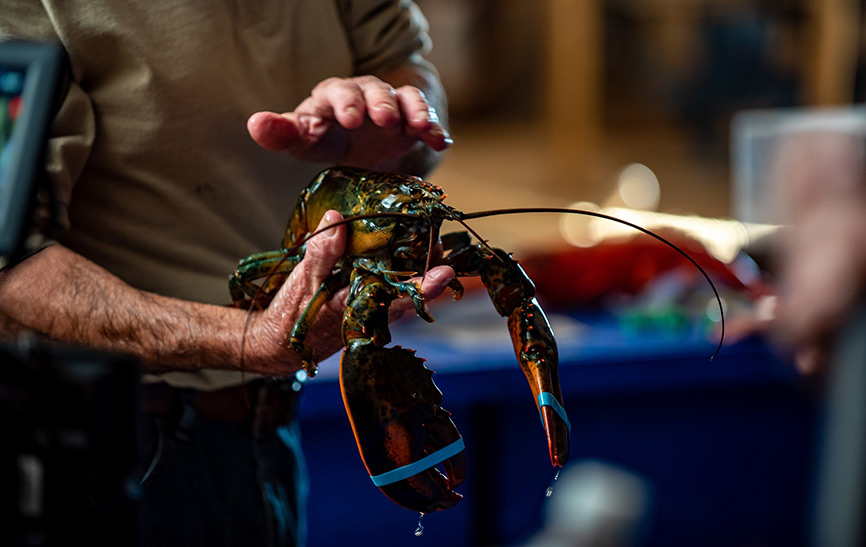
[
  {"left": 229, "top": 249, "right": 302, "bottom": 308},
  {"left": 287, "top": 268, "right": 352, "bottom": 375},
  {"left": 339, "top": 268, "right": 466, "bottom": 513},
  {"left": 443, "top": 236, "right": 570, "bottom": 467},
  {"left": 355, "top": 257, "right": 435, "bottom": 322}
]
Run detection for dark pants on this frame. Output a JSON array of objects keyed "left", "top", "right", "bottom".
[{"left": 136, "top": 410, "right": 308, "bottom": 547}]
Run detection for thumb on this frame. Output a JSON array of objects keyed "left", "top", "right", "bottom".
[
  {"left": 300, "top": 210, "right": 346, "bottom": 285},
  {"left": 247, "top": 111, "right": 302, "bottom": 153}
]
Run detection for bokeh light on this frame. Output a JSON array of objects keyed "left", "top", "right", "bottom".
[{"left": 617, "top": 163, "right": 661, "bottom": 210}]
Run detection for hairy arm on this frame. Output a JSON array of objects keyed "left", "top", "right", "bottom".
[
  {"left": 0, "top": 213, "right": 455, "bottom": 376},
  {"left": 0, "top": 245, "right": 250, "bottom": 374}
]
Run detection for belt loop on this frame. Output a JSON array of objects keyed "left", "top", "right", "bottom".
[{"left": 170, "top": 388, "right": 196, "bottom": 441}]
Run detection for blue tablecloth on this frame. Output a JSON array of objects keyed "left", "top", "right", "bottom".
[{"left": 298, "top": 292, "right": 817, "bottom": 546}]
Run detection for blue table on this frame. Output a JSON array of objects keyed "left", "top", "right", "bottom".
[{"left": 298, "top": 291, "right": 818, "bottom": 546}]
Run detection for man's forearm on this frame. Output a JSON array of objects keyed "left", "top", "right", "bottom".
[{"left": 0, "top": 245, "right": 249, "bottom": 374}]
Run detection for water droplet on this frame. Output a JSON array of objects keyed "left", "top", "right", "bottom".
[
  {"left": 545, "top": 470, "right": 561, "bottom": 498},
  {"left": 414, "top": 513, "right": 425, "bottom": 536}
]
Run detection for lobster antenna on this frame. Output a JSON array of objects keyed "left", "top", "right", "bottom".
[
  {"left": 444, "top": 208, "right": 500, "bottom": 259},
  {"left": 422, "top": 213, "right": 435, "bottom": 282},
  {"left": 298, "top": 211, "right": 446, "bottom": 280},
  {"left": 456, "top": 207, "right": 726, "bottom": 361},
  {"left": 238, "top": 207, "right": 723, "bottom": 365},
  {"left": 299, "top": 211, "right": 421, "bottom": 244}
]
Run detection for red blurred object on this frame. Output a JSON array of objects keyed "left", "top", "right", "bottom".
[
  {"left": 517, "top": 232, "right": 769, "bottom": 312},
  {"left": 8, "top": 95, "right": 23, "bottom": 119}
]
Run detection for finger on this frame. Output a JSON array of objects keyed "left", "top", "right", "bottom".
[
  {"left": 418, "top": 266, "right": 456, "bottom": 301},
  {"left": 296, "top": 210, "right": 347, "bottom": 287},
  {"left": 247, "top": 111, "right": 304, "bottom": 152},
  {"left": 418, "top": 123, "right": 453, "bottom": 152},
  {"left": 327, "top": 285, "right": 351, "bottom": 314},
  {"left": 395, "top": 86, "right": 434, "bottom": 130},
  {"left": 356, "top": 76, "right": 401, "bottom": 128},
  {"left": 395, "top": 86, "right": 452, "bottom": 151},
  {"left": 389, "top": 266, "right": 456, "bottom": 320},
  {"left": 311, "top": 77, "right": 366, "bottom": 130}
]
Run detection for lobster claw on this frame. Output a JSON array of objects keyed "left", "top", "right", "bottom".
[
  {"left": 476, "top": 248, "right": 571, "bottom": 468},
  {"left": 508, "top": 297, "right": 570, "bottom": 467},
  {"left": 339, "top": 340, "right": 466, "bottom": 513}
]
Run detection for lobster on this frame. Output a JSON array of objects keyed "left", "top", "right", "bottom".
[{"left": 228, "top": 166, "right": 723, "bottom": 514}]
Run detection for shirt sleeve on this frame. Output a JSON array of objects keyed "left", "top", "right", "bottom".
[
  {"left": 44, "top": 80, "right": 95, "bottom": 230},
  {"left": 338, "top": 0, "right": 433, "bottom": 75}
]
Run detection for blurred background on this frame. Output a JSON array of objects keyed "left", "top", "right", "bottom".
[
  {"left": 4, "top": 3, "right": 865, "bottom": 547},
  {"left": 299, "top": 1, "right": 866, "bottom": 546},
  {"left": 416, "top": 0, "right": 864, "bottom": 248}
]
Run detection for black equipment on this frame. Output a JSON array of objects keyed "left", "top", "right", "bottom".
[
  {"left": 1, "top": 339, "right": 141, "bottom": 547},
  {"left": 0, "top": 40, "right": 64, "bottom": 259},
  {"left": 0, "top": 40, "right": 141, "bottom": 546}
]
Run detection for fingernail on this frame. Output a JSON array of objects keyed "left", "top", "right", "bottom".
[
  {"left": 428, "top": 127, "right": 453, "bottom": 148},
  {"left": 344, "top": 105, "right": 360, "bottom": 119},
  {"left": 321, "top": 211, "right": 338, "bottom": 236}
]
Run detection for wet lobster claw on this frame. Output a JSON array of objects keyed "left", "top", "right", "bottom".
[
  {"left": 340, "top": 341, "right": 466, "bottom": 513},
  {"left": 508, "top": 296, "right": 570, "bottom": 467},
  {"left": 444, "top": 238, "right": 571, "bottom": 468},
  {"left": 335, "top": 266, "right": 466, "bottom": 513}
]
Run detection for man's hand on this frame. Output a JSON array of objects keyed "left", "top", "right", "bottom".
[
  {"left": 724, "top": 132, "right": 866, "bottom": 376},
  {"left": 244, "top": 210, "right": 455, "bottom": 376},
  {"left": 246, "top": 75, "right": 451, "bottom": 172}
]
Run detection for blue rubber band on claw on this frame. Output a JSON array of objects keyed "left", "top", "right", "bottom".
[
  {"left": 538, "top": 392, "right": 571, "bottom": 436},
  {"left": 369, "top": 437, "right": 465, "bottom": 487}
]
